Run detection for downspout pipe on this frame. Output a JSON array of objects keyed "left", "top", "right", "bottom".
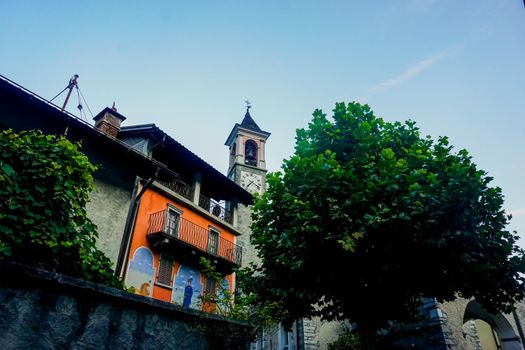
[
  {"left": 512, "top": 309, "right": 525, "bottom": 346},
  {"left": 115, "top": 168, "right": 159, "bottom": 279}
]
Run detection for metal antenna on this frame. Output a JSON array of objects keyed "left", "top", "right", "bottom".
[{"left": 61, "top": 74, "right": 79, "bottom": 112}]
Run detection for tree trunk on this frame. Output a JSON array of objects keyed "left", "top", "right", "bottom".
[{"left": 358, "top": 325, "right": 378, "bottom": 350}]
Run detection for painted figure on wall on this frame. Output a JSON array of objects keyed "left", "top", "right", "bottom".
[
  {"left": 182, "top": 278, "right": 194, "bottom": 309},
  {"left": 126, "top": 247, "right": 155, "bottom": 297},
  {"left": 172, "top": 264, "right": 202, "bottom": 309}
]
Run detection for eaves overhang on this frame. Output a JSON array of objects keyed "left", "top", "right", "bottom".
[{"left": 224, "top": 124, "right": 271, "bottom": 146}]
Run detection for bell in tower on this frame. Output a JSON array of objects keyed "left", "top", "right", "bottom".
[{"left": 244, "top": 140, "right": 258, "bottom": 166}]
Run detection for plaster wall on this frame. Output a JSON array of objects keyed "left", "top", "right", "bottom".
[{"left": 86, "top": 178, "right": 132, "bottom": 265}]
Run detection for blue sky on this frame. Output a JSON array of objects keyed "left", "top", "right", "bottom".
[{"left": 1, "top": 1, "right": 525, "bottom": 244}]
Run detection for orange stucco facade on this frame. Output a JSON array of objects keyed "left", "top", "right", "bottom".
[{"left": 125, "top": 185, "right": 235, "bottom": 312}]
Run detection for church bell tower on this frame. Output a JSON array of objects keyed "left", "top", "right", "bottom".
[
  {"left": 225, "top": 102, "right": 270, "bottom": 266},
  {"left": 225, "top": 103, "right": 270, "bottom": 196}
]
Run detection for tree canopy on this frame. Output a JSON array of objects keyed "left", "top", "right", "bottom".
[
  {"left": 241, "top": 102, "right": 525, "bottom": 341},
  {"left": 0, "top": 129, "right": 122, "bottom": 288}
]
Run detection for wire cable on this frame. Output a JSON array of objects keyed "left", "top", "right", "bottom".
[
  {"left": 49, "top": 85, "right": 69, "bottom": 103},
  {"left": 78, "top": 87, "right": 94, "bottom": 119},
  {"left": 75, "top": 86, "right": 86, "bottom": 121}
]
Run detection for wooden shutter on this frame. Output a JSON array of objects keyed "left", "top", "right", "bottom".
[{"left": 157, "top": 255, "right": 173, "bottom": 286}]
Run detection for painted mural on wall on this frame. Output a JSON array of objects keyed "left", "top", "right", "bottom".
[
  {"left": 172, "top": 264, "right": 203, "bottom": 310},
  {"left": 126, "top": 247, "right": 155, "bottom": 297}
]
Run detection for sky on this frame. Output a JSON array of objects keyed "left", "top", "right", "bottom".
[{"left": 1, "top": 0, "right": 525, "bottom": 244}]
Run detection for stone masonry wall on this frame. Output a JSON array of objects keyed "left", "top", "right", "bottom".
[
  {"left": 439, "top": 297, "right": 525, "bottom": 350},
  {"left": 236, "top": 202, "right": 261, "bottom": 268},
  {"left": 0, "top": 263, "right": 254, "bottom": 350}
]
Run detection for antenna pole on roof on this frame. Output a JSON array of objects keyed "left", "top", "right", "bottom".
[{"left": 61, "top": 74, "right": 79, "bottom": 112}]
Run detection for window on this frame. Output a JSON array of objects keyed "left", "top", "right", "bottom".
[
  {"left": 156, "top": 254, "right": 173, "bottom": 287},
  {"left": 208, "top": 227, "right": 220, "bottom": 255},
  {"left": 204, "top": 275, "right": 217, "bottom": 297},
  {"left": 255, "top": 329, "right": 264, "bottom": 350},
  {"left": 244, "top": 139, "right": 257, "bottom": 166},
  {"left": 279, "top": 324, "right": 292, "bottom": 350}
]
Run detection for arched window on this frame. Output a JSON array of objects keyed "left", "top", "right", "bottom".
[{"left": 245, "top": 140, "right": 257, "bottom": 166}]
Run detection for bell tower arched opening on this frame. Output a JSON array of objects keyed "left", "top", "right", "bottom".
[{"left": 244, "top": 140, "right": 258, "bottom": 167}]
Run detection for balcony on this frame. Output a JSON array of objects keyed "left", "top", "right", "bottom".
[
  {"left": 146, "top": 210, "right": 242, "bottom": 273},
  {"left": 157, "top": 179, "right": 234, "bottom": 226},
  {"left": 157, "top": 179, "right": 194, "bottom": 202},
  {"left": 198, "top": 194, "right": 233, "bottom": 225}
]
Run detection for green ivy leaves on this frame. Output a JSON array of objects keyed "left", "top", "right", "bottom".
[{"left": 0, "top": 129, "right": 122, "bottom": 288}]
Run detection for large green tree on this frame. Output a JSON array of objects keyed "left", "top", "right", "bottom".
[
  {"left": 241, "top": 102, "right": 525, "bottom": 348},
  {"left": 0, "top": 129, "right": 122, "bottom": 288}
]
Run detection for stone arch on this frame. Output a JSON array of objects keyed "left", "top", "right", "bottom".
[{"left": 463, "top": 300, "right": 521, "bottom": 350}]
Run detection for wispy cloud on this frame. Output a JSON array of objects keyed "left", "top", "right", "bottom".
[
  {"left": 365, "top": 47, "right": 459, "bottom": 96},
  {"left": 510, "top": 208, "right": 525, "bottom": 217}
]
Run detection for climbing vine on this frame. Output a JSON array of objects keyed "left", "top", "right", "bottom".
[{"left": 0, "top": 129, "right": 122, "bottom": 288}]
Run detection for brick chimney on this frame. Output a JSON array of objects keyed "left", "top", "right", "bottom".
[{"left": 93, "top": 103, "right": 126, "bottom": 138}]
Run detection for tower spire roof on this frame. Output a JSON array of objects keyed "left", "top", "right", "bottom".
[
  {"left": 240, "top": 109, "right": 262, "bottom": 132},
  {"left": 239, "top": 100, "right": 263, "bottom": 132},
  {"left": 224, "top": 101, "right": 271, "bottom": 147}
]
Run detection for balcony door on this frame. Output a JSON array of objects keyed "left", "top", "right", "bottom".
[
  {"left": 166, "top": 208, "right": 180, "bottom": 238},
  {"left": 208, "top": 228, "right": 219, "bottom": 255}
]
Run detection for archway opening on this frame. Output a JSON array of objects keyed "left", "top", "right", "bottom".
[
  {"left": 244, "top": 140, "right": 257, "bottom": 166},
  {"left": 462, "top": 300, "right": 519, "bottom": 350}
]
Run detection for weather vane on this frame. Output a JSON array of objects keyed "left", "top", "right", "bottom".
[{"left": 245, "top": 100, "right": 252, "bottom": 111}]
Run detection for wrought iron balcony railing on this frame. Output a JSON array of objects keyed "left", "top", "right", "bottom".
[
  {"left": 157, "top": 180, "right": 234, "bottom": 226},
  {"left": 198, "top": 195, "right": 233, "bottom": 225},
  {"left": 147, "top": 210, "right": 242, "bottom": 266},
  {"left": 157, "top": 179, "right": 194, "bottom": 201}
]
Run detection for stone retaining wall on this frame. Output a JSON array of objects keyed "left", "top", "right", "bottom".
[{"left": 0, "top": 263, "right": 254, "bottom": 350}]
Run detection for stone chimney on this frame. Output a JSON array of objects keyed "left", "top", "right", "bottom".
[{"left": 93, "top": 103, "right": 126, "bottom": 138}]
